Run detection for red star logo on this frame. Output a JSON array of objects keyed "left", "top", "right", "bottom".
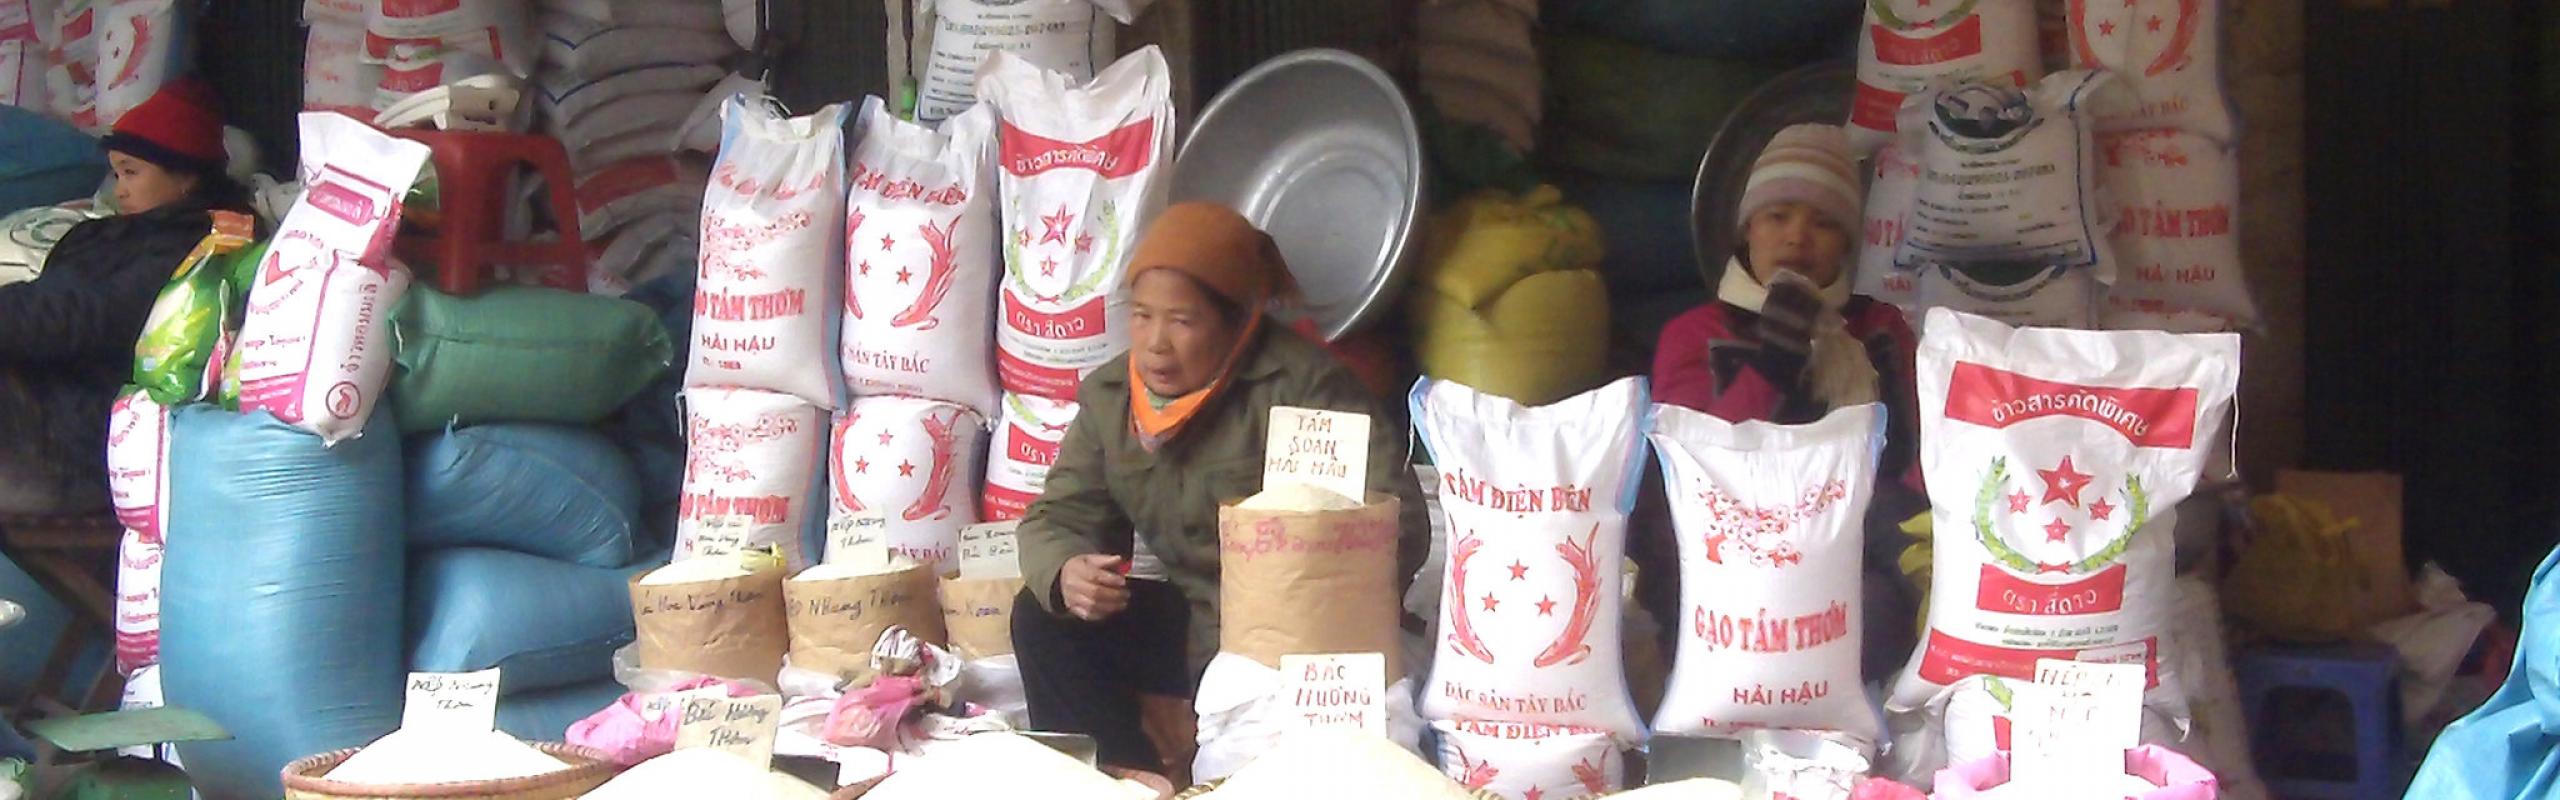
[
  {"left": 876, "top": 431, "right": 894, "bottom": 446},
  {"left": 1014, "top": 228, "right": 1031, "bottom": 247},
  {"left": 2044, "top": 518, "right": 2073, "bottom": 543},
  {"left": 2089, "top": 497, "right": 2116, "bottom": 521},
  {"left": 895, "top": 266, "right": 914, "bottom": 284},
  {"left": 1536, "top": 596, "right": 1557, "bottom": 617},
  {"left": 857, "top": 260, "right": 871, "bottom": 276},
  {"left": 2147, "top": 15, "right": 2164, "bottom": 32},
  {"left": 1507, "top": 561, "right": 1529, "bottom": 581},
  {"left": 1481, "top": 593, "right": 1501, "bottom": 613},
  {"left": 1524, "top": 789, "right": 1543, "bottom": 800},
  {"left": 2037, "top": 457, "right": 2095, "bottom": 508},
  {"left": 898, "top": 460, "right": 916, "bottom": 478},
  {"left": 880, "top": 233, "right": 897, "bottom": 251},
  {"left": 2100, "top": 19, "right": 2117, "bottom": 36},
  {"left": 2008, "top": 490, "right": 2031, "bottom": 514},
  {"left": 1074, "top": 233, "right": 1094, "bottom": 254},
  {"left": 1039, "top": 256, "right": 1059, "bottom": 277},
  {"left": 1039, "top": 206, "right": 1074, "bottom": 245},
  {"left": 852, "top": 458, "right": 870, "bottom": 474}
]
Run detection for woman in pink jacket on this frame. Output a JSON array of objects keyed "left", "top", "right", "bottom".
[{"left": 1639, "top": 124, "right": 1924, "bottom": 680}]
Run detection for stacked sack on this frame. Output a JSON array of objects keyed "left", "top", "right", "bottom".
[
  {"left": 530, "top": 0, "right": 759, "bottom": 295},
  {"left": 359, "top": 0, "right": 535, "bottom": 128},
  {"left": 1409, "top": 186, "right": 1608, "bottom": 408},
  {"left": 158, "top": 115, "right": 429, "bottom": 800},
  {"left": 1415, "top": 0, "right": 1539, "bottom": 154},
  {"left": 674, "top": 95, "right": 847, "bottom": 570},
  {"left": 830, "top": 96, "right": 998, "bottom": 569},
  {"left": 896, "top": 0, "right": 1150, "bottom": 126},
  {"left": 1412, "top": 377, "right": 1653, "bottom": 800},
  {"left": 300, "top": 0, "right": 380, "bottom": 121},
  {"left": 973, "top": 47, "right": 1174, "bottom": 520},
  {"left": 26, "top": 0, "right": 187, "bottom": 132}
]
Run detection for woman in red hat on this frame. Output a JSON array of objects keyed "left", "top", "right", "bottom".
[{"left": 0, "top": 79, "right": 253, "bottom": 514}]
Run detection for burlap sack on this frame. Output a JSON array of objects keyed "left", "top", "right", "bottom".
[
  {"left": 1217, "top": 496, "right": 1406, "bottom": 681},
  {"left": 939, "top": 577, "right": 1023, "bottom": 661},
  {"left": 629, "top": 562, "right": 790, "bottom": 685},
  {"left": 784, "top": 563, "right": 946, "bottom": 683}
]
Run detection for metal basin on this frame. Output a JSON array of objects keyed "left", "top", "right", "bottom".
[
  {"left": 1174, "top": 49, "right": 1425, "bottom": 342},
  {"left": 1690, "top": 60, "right": 1857, "bottom": 285}
]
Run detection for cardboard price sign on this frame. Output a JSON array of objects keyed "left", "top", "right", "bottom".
[
  {"left": 957, "top": 521, "right": 1021, "bottom": 580},
  {"left": 825, "top": 510, "right": 890, "bottom": 567},
  {"left": 675, "top": 694, "right": 784, "bottom": 769},
  {"left": 1264, "top": 407, "right": 1369, "bottom": 502},
  {"left": 1279, "top": 653, "right": 1387, "bottom": 736},
  {"left": 401, "top": 668, "right": 501, "bottom": 733},
  {"left": 2010, "top": 659, "right": 2147, "bottom": 790}
]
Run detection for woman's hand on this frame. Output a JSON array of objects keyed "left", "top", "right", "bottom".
[{"left": 1060, "top": 554, "right": 1131, "bottom": 622}]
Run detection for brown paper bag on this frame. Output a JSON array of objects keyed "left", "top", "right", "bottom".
[
  {"left": 1218, "top": 496, "right": 1405, "bottom": 681},
  {"left": 940, "top": 577, "right": 1023, "bottom": 661},
  {"left": 2276, "top": 470, "right": 2414, "bottom": 627},
  {"left": 629, "top": 563, "right": 790, "bottom": 685},
  {"left": 784, "top": 563, "right": 947, "bottom": 683}
]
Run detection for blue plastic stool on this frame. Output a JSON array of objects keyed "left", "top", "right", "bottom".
[{"left": 2235, "top": 642, "right": 2401, "bottom": 800}]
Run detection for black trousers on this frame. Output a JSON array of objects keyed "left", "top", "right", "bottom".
[{"left": 1011, "top": 580, "right": 1194, "bottom": 771}]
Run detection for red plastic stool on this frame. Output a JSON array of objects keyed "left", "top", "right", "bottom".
[{"left": 391, "top": 130, "right": 590, "bottom": 296}]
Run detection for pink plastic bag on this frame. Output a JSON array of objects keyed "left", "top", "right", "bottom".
[
  {"left": 1934, "top": 746, "right": 2217, "bottom": 799},
  {"left": 824, "top": 674, "right": 927, "bottom": 750},
  {"left": 566, "top": 677, "right": 768, "bottom": 765}
]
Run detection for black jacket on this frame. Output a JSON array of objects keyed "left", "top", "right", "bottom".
[{"left": 0, "top": 190, "right": 253, "bottom": 480}]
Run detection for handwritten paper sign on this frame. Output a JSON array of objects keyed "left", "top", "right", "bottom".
[
  {"left": 675, "top": 694, "right": 783, "bottom": 770},
  {"left": 825, "top": 510, "right": 889, "bottom": 567},
  {"left": 957, "top": 521, "right": 1021, "bottom": 580},
  {"left": 689, "top": 514, "right": 753, "bottom": 559},
  {"left": 1264, "top": 407, "right": 1370, "bottom": 502},
  {"left": 1280, "top": 653, "right": 1387, "bottom": 736},
  {"left": 401, "top": 669, "right": 500, "bottom": 733},
  {"left": 2010, "top": 660, "right": 2147, "bottom": 789}
]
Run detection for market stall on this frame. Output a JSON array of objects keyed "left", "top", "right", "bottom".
[{"left": 0, "top": 0, "right": 2537, "bottom": 799}]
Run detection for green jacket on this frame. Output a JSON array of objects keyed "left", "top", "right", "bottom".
[{"left": 1016, "top": 328, "right": 1430, "bottom": 678}]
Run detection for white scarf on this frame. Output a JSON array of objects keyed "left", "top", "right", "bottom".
[{"left": 1716, "top": 258, "right": 1878, "bottom": 410}]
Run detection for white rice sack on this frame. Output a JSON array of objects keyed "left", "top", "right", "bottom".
[
  {"left": 538, "top": 0, "right": 726, "bottom": 31},
  {"left": 237, "top": 113, "right": 428, "bottom": 443},
  {"left": 1207, "top": 729, "right": 1479, "bottom": 800},
  {"left": 981, "top": 391, "right": 1077, "bottom": 521},
  {"left": 2095, "top": 129, "right": 2254, "bottom": 326},
  {"left": 0, "top": 39, "right": 47, "bottom": 111},
  {"left": 364, "top": 0, "right": 536, "bottom": 77},
  {"left": 1434, "top": 720, "right": 1624, "bottom": 800},
  {"left": 679, "top": 72, "right": 764, "bottom": 155},
  {"left": 106, "top": 391, "right": 169, "bottom": 543},
  {"left": 975, "top": 47, "right": 1174, "bottom": 402},
  {"left": 686, "top": 96, "right": 849, "bottom": 407},
  {"left": 679, "top": 387, "right": 828, "bottom": 569},
  {"left": 723, "top": 0, "right": 754, "bottom": 49},
  {"left": 826, "top": 396, "right": 988, "bottom": 569},
  {"left": 1647, "top": 403, "right": 1882, "bottom": 741},
  {"left": 575, "top": 156, "right": 708, "bottom": 242},
  {"left": 113, "top": 528, "right": 161, "bottom": 676},
  {"left": 1913, "top": 263, "right": 2097, "bottom": 330},
  {"left": 116, "top": 664, "right": 166, "bottom": 760},
  {"left": 1851, "top": 0, "right": 2042, "bottom": 151},
  {"left": 2067, "top": 0, "right": 2232, "bottom": 142},
  {"left": 536, "top": 63, "right": 724, "bottom": 131},
  {"left": 1887, "top": 309, "right": 2240, "bottom": 724},
  {"left": 93, "top": 0, "right": 177, "bottom": 129},
  {"left": 302, "top": 15, "right": 379, "bottom": 119},
  {"left": 1191, "top": 653, "right": 1424, "bottom": 783},
  {"left": 1893, "top": 70, "right": 2115, "bottom": 278},
  {"left": 841, "top": 98, "right": 1001, "bottom": 418},
  {"left": 1412, "top": 377, "right": 1649, "bottom": 742},
  {"left": 584, "top": 747, "right": 827, "bottom": 799},
  {"left": 545, "top": 90, "right": 698, "bottom": 155},
  {"left": 326, "top": 728, "right": 566, "bottom": 785},
  {"left": 537, "top": 13, "right": 737, "bottom": 80},
  {"left": 303, "top": 0, "right": 363, "bottom": 22},
  {"left": 367, "top": 40, "right": 508, "bottom": 113},
  {"left": 912, "top": 0, "right": 1140, "bottom": 125},
  {"left": 1854, "top": 144, "right": 1921, "bottom": 312}
]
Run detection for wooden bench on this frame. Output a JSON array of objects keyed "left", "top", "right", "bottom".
[{"left": 0, "top": 511, "right": 125, "bottom": 724}]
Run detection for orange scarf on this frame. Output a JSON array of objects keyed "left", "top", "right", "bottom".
[{"left": 1129, "top": 311, "right": 1264, "bottom": 451}]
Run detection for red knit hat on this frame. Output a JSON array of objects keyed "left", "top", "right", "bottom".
[{"left": 102, "top": 78, "right": 226, "bottom": 174}]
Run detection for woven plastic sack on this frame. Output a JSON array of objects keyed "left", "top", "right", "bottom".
[
  {"left": 105, "top": 388, "right": 169, "bottom": 542},
  {"left": 685, "top": 96, "right": 849, "bottom": 407},
  {"left": 913, "top": 0, "right": 1142, "bottom": 125},
  {"left": 409, "top": 546, "right": 661, "bottom": 694},
  {"left": 2222, "top": 495, "right": 2369, "bottom": 643},
  {"left": 825, "top": 396, "right": 987, "bottom": 569},
  {"left": 1411, "top": 187, "right": 1610, "bottom": 407},
  {"left": 162, "top": 406, "right": 403, "bottom": 800},
  {"left": 1852, "top": 0, "right": 2042, "bottom": 151},
  {"left": 94, "top": 0, "right": 181, "bottom": 129},
  {"left": 1435, "top": 720, "right": 1624, "bottom": 800},
  {"left": 980, "top": 391, "right": 1075, "bottom": 521},
  {"left": 676, "top": 387, "right": 828, "bottom": 568},
  {"left": 407, "top": 423, "right": 642, "bottom": 568},
  {"left": 1543, "top": 35, "right": 1781, "bottom": 182},
  {"left": 2095, "top": 130, "right": 2254, "bottom": 326},
  {"left": 1893, "top": 71, "right": 2115, "bottom": 276},
  {"left": 390, "top": 284, "right": 673, "bottom": 433},
  {"left": 2066, "top": 0, "right": 2233, "bottom": 142},
  {"left": 840, "top": 98, "right": 1001, "bottom": 419}
]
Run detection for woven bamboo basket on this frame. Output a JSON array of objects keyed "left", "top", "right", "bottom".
[{"left": 279, "top": 742, "right": 622, "bottom": 800}]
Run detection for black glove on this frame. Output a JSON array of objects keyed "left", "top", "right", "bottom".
[{"left": 1750, "top": 276, "right": 1825, "bottom": 359}]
